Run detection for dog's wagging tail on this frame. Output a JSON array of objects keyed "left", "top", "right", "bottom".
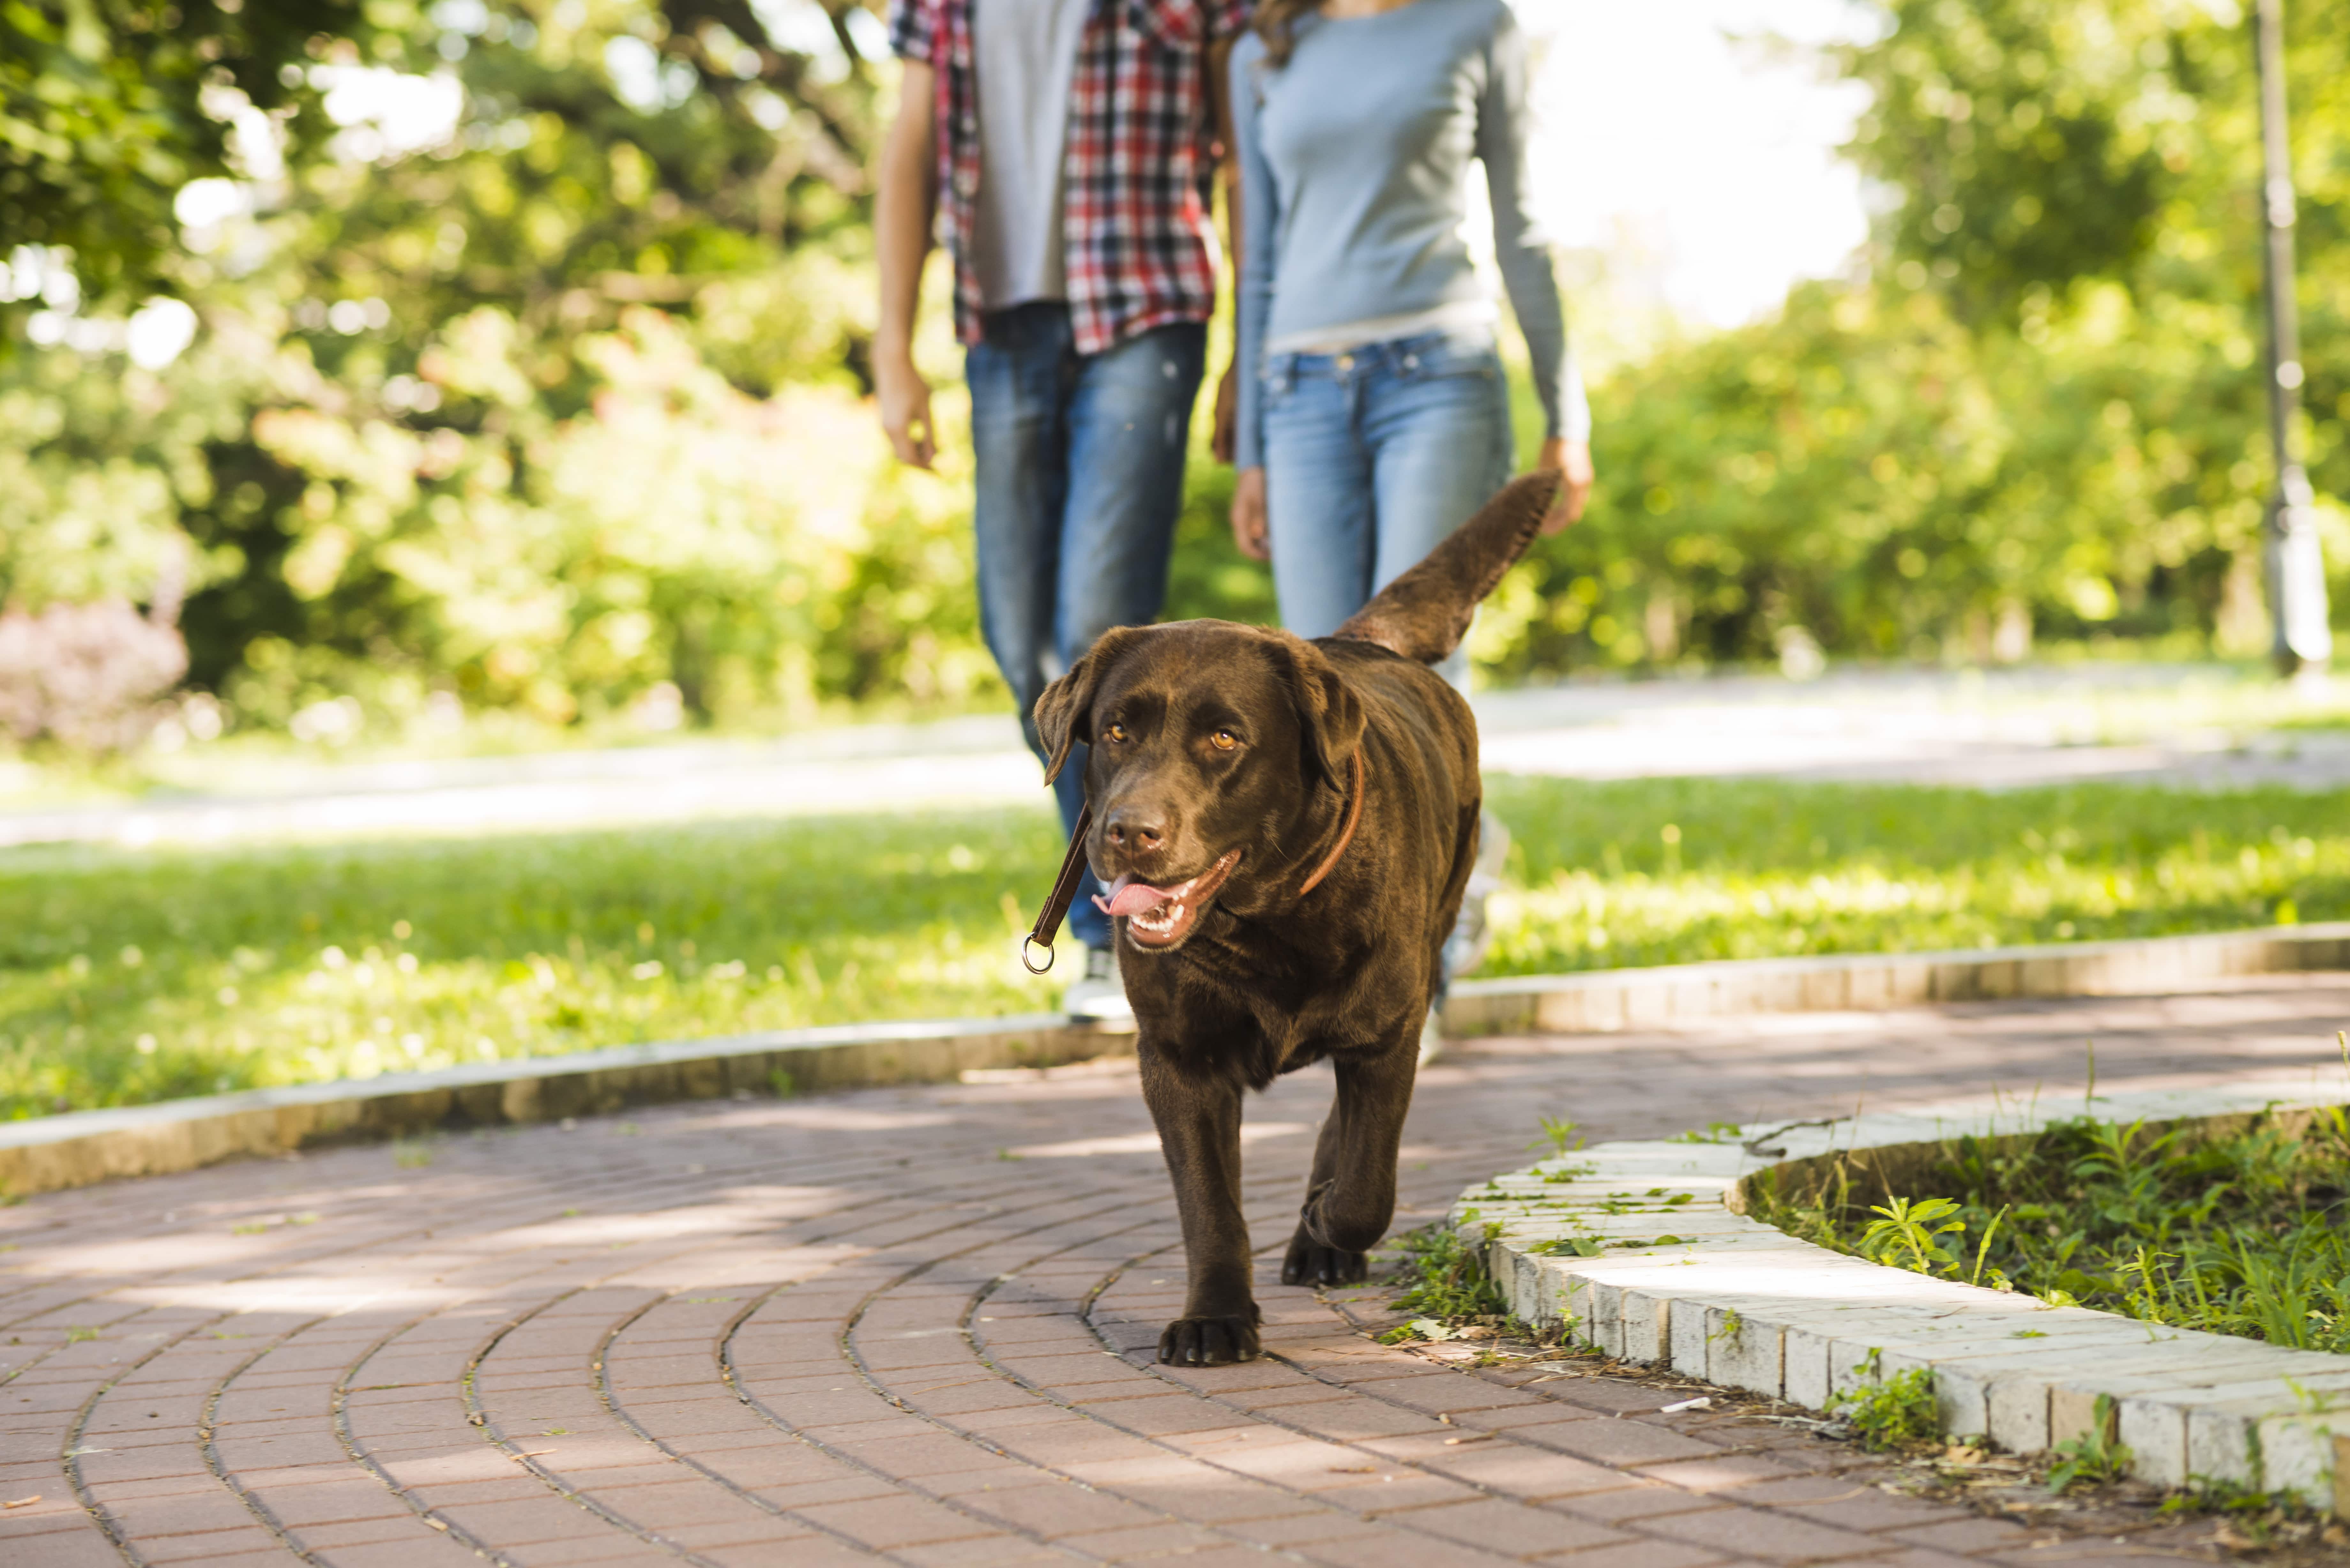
[
  {"left": 1020, "top": 471, "right": 1565, "bottom": 1365},
  {"left": 1330, "top": 468, "right": 1561, "bottom": 664}
]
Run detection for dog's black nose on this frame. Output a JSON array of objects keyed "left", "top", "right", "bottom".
[{"left": 1104, "top": 809, "right": 1166, "bottom": 857}]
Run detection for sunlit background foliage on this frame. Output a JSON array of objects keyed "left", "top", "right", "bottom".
[{"left": 2, "top": 0, "right": 2348, "bottom": 753}]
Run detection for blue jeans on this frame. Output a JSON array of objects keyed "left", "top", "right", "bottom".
[
  {"left": 1262, "top": 329, "right": 1515, "bottom": 686},
  {"left": 968, "top": 302, "right": 1205, "bottom": 949}
]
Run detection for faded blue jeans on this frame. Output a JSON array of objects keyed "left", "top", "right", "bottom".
[
  {"left": 968, "top": 302, "right": 1206, "bottom": 950},
  {"left": 1262, "top": 328, "right": 1515, "bottom": 687}
]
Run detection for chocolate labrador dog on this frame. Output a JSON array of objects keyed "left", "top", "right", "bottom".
[{"left": 1031, "top": 471, "right": 1562, "bottom": 1366}]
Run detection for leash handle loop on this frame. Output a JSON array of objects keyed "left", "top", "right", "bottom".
[{"left": 1021, "top": 803, "right": 1095, "bottom": 973}]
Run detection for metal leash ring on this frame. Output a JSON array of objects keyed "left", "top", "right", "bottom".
[{"left": 1020, "top": 933, "right": 1057, "bottom": 975}]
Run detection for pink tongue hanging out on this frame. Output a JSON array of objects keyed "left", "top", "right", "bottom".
[{"left": 1095, "top": 874, "right": 1180, "bottom": 919}]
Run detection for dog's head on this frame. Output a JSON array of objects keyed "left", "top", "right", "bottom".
[{"left": 1034, "top": 621, "right": 1363, "bottom": 953}]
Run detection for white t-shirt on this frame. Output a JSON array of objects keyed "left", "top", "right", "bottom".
[{"left": 969, "top": 0, "right": 1093, "bottom": 310}]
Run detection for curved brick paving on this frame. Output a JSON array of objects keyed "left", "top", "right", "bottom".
[{"left": 8, "top": 977, "right": 2350, "bottom": 1568}]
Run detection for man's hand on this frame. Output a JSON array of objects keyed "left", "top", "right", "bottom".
[
  {"left": 1230, "top": 466, "right": 1270, "bottom": 561},
  {"left": 1535, "top": 436, "right": 1594, "bottom": 535},
  {"left": 874, "top": 61, "right": 938, "bottom": 468},
  {"left": 1210, "top": 364, "right": 1240, "bottom": 465},
  {"left": 877, "top": 356, "right": 937, "bottom": 469}
]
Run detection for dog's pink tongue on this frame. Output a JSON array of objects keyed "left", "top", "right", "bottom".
[{"left": 1095, "top": 875, "right": 1177, "bottom": 918}]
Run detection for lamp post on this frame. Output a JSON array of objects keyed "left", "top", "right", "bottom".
[{"left": 2255, "top": 0, "right": 2330, "bottom": 676}]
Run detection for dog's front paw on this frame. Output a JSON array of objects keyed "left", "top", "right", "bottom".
[
  {"left": 1281, "top": 1228, "right": 1368, "bottom": 1288},
  {"left": 1157, "top": 1314, "right": 1262, "bottom": 1366}
]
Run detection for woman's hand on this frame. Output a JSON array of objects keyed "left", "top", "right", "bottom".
[
  {"left": 1535, "top": 436, "right": 1593, "bottom": 534},
  {"left": 1230, "top": 467, "right": 1270, "bottom": 561}
]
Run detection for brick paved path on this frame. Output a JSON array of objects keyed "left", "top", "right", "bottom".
[{"left": 7, "top": 978, "right": 2349, "bottom": 1568}]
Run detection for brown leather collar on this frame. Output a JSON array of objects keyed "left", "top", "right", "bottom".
[{"left": 1298, "top": 748, "right": 1366, "bottom": 896}]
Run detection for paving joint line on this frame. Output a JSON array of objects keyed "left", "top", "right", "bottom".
[
  {"left": 804, "top": 1185, "right": 1261, "bottom": 1560},
  {"left": 198, "top": 1313, "right": 333, "bottom": 1565},
  {"left": 603, "top": 1180, "right": 1078, "bottom": 1567},
  {"left": 58, "top": 1306, "right": 238, "bottom": 1568},
  {"left": 333, "top": 1298, "right": 545, "bottom": 1568},
  {"left": 461, "top": 1284, "right": 724, "bottom": 1566}
]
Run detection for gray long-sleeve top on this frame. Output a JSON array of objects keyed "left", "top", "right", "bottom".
[{"left": 1230, "top": 0, "right": 1589, "bottom": 471}]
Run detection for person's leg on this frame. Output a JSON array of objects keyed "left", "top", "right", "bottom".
[
  {"left": 1356, "top": 333, "right": 1519, "bottom": 1039},
  {"left": 1362, "top": 332, "right": 1516, "bottom": 690},
  {"left": 1263, "top": 358, "right": 1377, "bottom": 641},
  {"left": 967, "top": 304, "right": 1075, "bottom": 759},
  {"left": 1056, "top": 319, "right": 1208, "bottom": 950}
]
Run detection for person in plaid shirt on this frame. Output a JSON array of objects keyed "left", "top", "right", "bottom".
[{"left": 876, "top": 0, "right": 1248, "bottom": 1019}]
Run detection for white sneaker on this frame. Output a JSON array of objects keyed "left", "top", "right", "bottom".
[
  {"left": 1417, "top": 1006, "right": 1445, "bottom": 1068},
  {"left": 1063, "top": 945, "right": 1133, "bottom": 1025},
  {"left": 1441, "top": 810, "right": 1511, "bottom": 982}
]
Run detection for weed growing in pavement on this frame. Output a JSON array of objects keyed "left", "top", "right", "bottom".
[
  {"left": 1378, "top": 1223, "right": 1509, "bottom": 1342},
  {"left": 13, "top": 774, "right": 2350, "bottom": 1117},
  {"left": 1825, "top": 1351, "right": 1941, "bottom": 1451},
  {"left": 1746, "top": 1105, "right": 2350, "bottom": 1351},
  {"left": 1527, "top": 1116, "right": 1584, "bottom": 1156},
  {"left": 2046, "top": 1395, "right": 2133, "bottom": 1493},
  {"left": 2160, "top": 1473, "right": 2311, "bottom": 1530}
]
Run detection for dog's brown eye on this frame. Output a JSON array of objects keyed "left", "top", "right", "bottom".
[
  {"left": 1105, "top": 722, "right": 1130, "bottom": 744},
  {"left": 1209, "top": 729, "right": 1240, "bottom": 752}
]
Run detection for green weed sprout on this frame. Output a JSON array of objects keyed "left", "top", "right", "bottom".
[
  {"left": 2046, "top": 1394, "right": 2132, "bottom": 1492},
  {"left": 1825, "top": 1351, "right": 1939, "bottom": 1452},
  {"left": 1858, "top": 1196, "right": 1966, "bottom": 1275},
  {"left": 1527, "top": 1116, "right": 1584, "bottom": 1156}
]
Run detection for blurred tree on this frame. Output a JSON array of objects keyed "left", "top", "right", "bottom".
[
  {"left": 1835, "top": 0, "right": 2344, "bottom": 494},
  {"left": 158, "top": 0, "right": 905, "bottom": 716},
  {"left": 0, "top": 0, "right": 370, "bottom": 323}
]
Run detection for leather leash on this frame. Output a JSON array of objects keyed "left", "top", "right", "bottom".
[
  {"left": 1021, "top": 803, "right": 1095, "bottom": 974},
  {"left": 1019, "top": 749, "right": 1367, "bottom": 972}
]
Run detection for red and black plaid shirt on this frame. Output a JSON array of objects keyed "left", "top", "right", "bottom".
[{"left": 889, "top": 0, "right": 1246, "bottom": 356}]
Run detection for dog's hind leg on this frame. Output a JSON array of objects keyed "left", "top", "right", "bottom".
[
  {"left": 1139, "top": 1042, "right": 1264, "bottom": 1366},
  {"left": 1284, "top": 1039, "right": 1418, "bottom": 1287}
]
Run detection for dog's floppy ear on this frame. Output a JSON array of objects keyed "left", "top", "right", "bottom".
[
  {"left": 1333, "top": 470, "right": 1562, "bottom": 665},
  {"left": 1268, "top": 634, "right": 1365, "bottom": 789},
  {"left": 1033, "top": 627, "right": 1144, "bottom": 785}
]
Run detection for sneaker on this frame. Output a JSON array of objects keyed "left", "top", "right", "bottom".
[
  {"left": 1441, "top": 810, "right": 1511, "bottom": 982},
  {"left": 1416, "top": 1005, "right": 1445, "bottom": 1068},
  {"left": 1062, "top": 944, "right": 1133, "bottom": 1025}
]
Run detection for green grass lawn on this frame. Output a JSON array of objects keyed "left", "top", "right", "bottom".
[{"left": 7, "top": 775, "right": 2349, "bottom": 1120}]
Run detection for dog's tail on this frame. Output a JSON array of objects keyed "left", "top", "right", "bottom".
[{"left": 1330, "top": 471, "right": 1562, "bottom": 666}]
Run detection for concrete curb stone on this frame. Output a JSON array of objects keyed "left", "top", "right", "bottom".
[
  {"left": 1458, "top": 1076, "right": 2350, "bottom": 1513},
  {"left": 1442, "top": 920, "right": 2350, "bottom": 1035}
]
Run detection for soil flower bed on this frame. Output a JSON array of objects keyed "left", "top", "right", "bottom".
[{"left": 1744, "top": 1102, "right": 2350, "bottom": 1354}]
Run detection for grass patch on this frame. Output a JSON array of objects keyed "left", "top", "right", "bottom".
[
  {"left": 0, "top": 806, "right": 1066, "bottom": 1118},
  {"left": 7, "top": 773, "right": 2350, "bottom": 1117},
  {"left": 1485, "top": 775, "right": 2350, "bottom": 971},
  {"left": 1747, "top": 1106, "right": 2350, "bottom": 1352}
]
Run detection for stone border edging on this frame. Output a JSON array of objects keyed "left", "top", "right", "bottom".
[
  {"left": 1442, "top": 920, "right": 2350, "bottom": 1035},
  {"left": 1458, "top": 1074, "right": 2350, "bottom": 1514},
  {"left": 0, "top": 1013, "right": 1132, "bottom": 1198},
  {"left": 6, "top": 919, "right": 2345, "bottom": 1203}
]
